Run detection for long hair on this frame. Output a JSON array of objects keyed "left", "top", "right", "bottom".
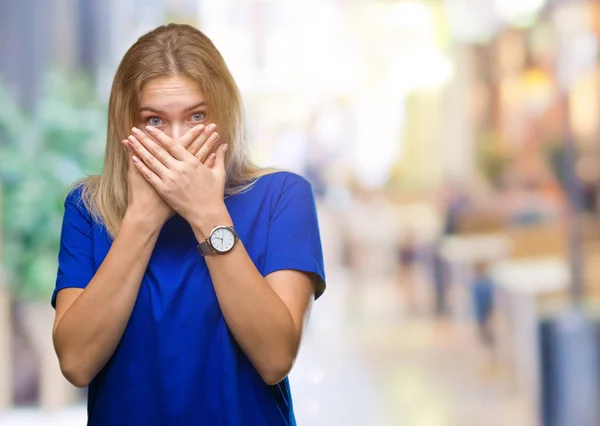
[{"left": 80, "top": 24, "right": 269, "bottom": 237}]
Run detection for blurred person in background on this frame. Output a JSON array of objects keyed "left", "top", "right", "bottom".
[
  {"left": 430, "top": 182, "right": 472, "bottom": 317},
  {"left": 397, "top": 231, "right": 418, "bottom": 277},
  {"left": 577, "top": 156, "right": 600, "bottom": 215},
  {"left": 51, "top": 24, "right": 325, "bottom": 426},
  {"left": 470, "top": 261, "right": 495, "bottom": 345}
]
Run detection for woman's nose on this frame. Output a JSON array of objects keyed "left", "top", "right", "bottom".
[{"left": 170, "top": 124, "right": 185, "bottom": 141}]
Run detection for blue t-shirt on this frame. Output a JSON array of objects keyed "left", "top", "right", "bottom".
[{"left": 52, "top": 171, "right": 326, "bottom": 426}]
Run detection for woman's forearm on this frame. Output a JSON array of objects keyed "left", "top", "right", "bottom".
[
  {"left": 207, "top": 245, "right": 298, "bottom": 384},
  {"left": 53, "top": 213, "right": 161, "bottom": 387},
  {"left": 191, "top": 210, "right": 298, "bottom": 385}
]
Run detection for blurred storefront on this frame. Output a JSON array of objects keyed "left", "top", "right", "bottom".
[{"left": 4, "top": 0, "right": 600, "bottom": 425}]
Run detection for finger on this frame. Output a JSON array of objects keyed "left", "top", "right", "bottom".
[
  {"left": 128, "top": 135, "right": 169, "bottom": 179},
  {"left": 189, "top": 123, "right": 217, "bottom": 159},
  {"left": 121, "top": 139, "right": 131, "bottom": 154},
  {"left": 214, "top": 143, "right": 228, "bottom": 173},
  {"left": 196, "top": 132, "right": 220, "bottom": 163},
  {"left": 179, "top": 125, "right": 205, "bottom": 149},
  {"left": 205, "top": 153, "right": 217, "bottom": 169},
  {"left": 145, "top": 125, "right": 192, "bottom": 161},
  {"left": 132, "top": 155, "right": 164, "bottom": 190},
  {"left": 132, "top": 127, "right": 177, "bottom": 167},
  {"left": 121, "top": 140, "right": 135, "bottom": 167},
  {"left": 141, "top": 126, "right": 176, "bottom": 149}
]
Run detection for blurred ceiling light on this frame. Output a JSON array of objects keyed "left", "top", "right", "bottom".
[
  {"left": 445, "top": 0, "right": 547, "bottom": 41},
  {"left": 494, "top": 0, "right": 547, "bottom": 23},
  {"left": 444, "top": 0, "right": 500, "bottom": 42},
  {"left": 382, "top": 1, "right": 433, "bottom": 32},
  {"left": 368, "top": 2, "right": 453, "bottom": 92},
  {"left": 389, "top": 47, "right": 454, "bottom": 93}
]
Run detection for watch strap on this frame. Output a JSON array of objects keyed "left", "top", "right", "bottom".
[
  {"left": 197, "top": 239, "right": 215, "bottom": 256},
  {"left": 228, "top": 226, "right": 240, "bottom": 242}
]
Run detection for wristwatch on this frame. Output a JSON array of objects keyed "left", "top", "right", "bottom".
[{"left": 197, "top": 225, "right": 239, "bottom": 256}]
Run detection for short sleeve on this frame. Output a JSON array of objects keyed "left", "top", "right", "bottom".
[
  {"left": 51, "top": 187, "right": 96, "bottom": 308},
  {"left": 263, "top": 175, "right": 326, "bottom": 299}
]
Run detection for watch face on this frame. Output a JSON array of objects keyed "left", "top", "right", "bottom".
[{"left": 210, "top": 227, "right": 236, "bottom": 253}]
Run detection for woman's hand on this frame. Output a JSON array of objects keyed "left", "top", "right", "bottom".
[
  {"left": 122, "top": 147, "right": 173, "bottom": 230},
  {"left": 122, "top": 124, "right": 222, "bottom": 230},
  {"left": 127, "top": 124, "right": 229, "bottom": 235}
]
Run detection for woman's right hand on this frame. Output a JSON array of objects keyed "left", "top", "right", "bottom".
[
  {"left": 121, "top": 124, "right": 220, "bottom": 229},
  {"left": 122, "top": 147, "right": 172, "bottom": 228}
]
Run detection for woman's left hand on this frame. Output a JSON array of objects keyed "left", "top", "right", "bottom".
[{"left": 127, "top": 125, "right": 229, "bottom": 228}]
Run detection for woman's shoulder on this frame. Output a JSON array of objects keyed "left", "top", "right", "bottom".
[
  {"left": 253, "top": 170, "right": 313, "bottom": 194},
  {"left": 63, "top": 177, "right": 97, "bottom": 221},
  {"left": 64, "top": 177, "right": 90, "bottom": 203},
  {"left": 65, "top": 182, "right": 85, "bottom": 204},
  {"left": 228, "top": 170, "right": 314, "bottom": 210}
]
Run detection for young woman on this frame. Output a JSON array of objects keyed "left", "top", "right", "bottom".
[{"left": 51, "top": 23, "right": 325, "bottom": 426}]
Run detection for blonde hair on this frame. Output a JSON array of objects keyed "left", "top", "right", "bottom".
[{"left": 80, "top": 23, "right": 270, "bottom": 237}]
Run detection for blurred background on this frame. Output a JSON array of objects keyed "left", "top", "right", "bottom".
[{"left": 3, "top": 0, "right": 600, "bottom": 425}]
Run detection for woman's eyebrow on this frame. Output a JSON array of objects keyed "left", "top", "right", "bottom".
[
  {"left": 183, "top": 102, "right": 206, "bottom": 112},
  {"left": 139, "top": 102, "right": 206, "bottom": 114},
  {"left": 139, "top": 106, "right": 164, "bottom": 114}
]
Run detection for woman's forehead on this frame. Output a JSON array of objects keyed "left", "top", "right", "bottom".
[{"left": 140, "top": 76, "right": 205, "bottom": 111}]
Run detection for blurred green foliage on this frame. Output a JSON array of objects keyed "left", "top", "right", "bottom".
[{"left": 0, "top": 71, "right": 106, "bottom": 300}]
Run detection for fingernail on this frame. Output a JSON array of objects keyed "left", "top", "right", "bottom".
[
  {"left": 146, "top": 125, "right": 156, "bottom": 132},
  {"left": 128, "top": 135, "right": 137, "bottom": 144},
  {"left": 132, "top": 127, "right": 142, "bottom": 135},
  {"left": 209, "top": 133, "right": 219, "bottom": 141},
  {"left": 195, "top": 124, "right": 205, "bottom": 133},
  {"left": 207, "top": 123, "right": 217, "bottom": 132},
  {"left": 222, "top": 144, "right": 228, "bottom": 152},
  {"left": 132, "top": 155, "right": 140, "bottom": 163}
]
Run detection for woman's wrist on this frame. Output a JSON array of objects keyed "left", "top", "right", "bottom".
[
  {"left": 123, "top": 208, "right": 165, "bottom": 236},
  {"left": 188, "top": 202, "right": 232, "bottom": 241}
]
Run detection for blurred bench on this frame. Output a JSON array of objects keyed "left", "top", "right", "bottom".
[
  {"left": 491, "top": 224, "right": 569, "bottom": 426},
  {"left": 581, "top": 216, "right": 600, "bottom": 301},
  {"left": 455, "top": 210, "right": 506, "bottom": 235}
]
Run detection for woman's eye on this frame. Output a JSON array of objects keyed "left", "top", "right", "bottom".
[
  {"left": 147, "top": 117, "right": 163, "bottom": 126},
  {"left": 191, "top": 112, "right": 206, "bottom": 122}
]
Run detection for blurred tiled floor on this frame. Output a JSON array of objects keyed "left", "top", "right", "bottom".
[
  {"left": 291, "top": 266, "right": 530, "bottom": 426},
  {"left": 0, "top": 203, "right": 531, "bottom": 426},
  {"left": 0, "top": 268, "right": 529, "bottom": 426}
]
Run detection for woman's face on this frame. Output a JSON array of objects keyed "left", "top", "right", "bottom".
[{"left": 138, "top": 75, "right": 209, "bottom": 139}]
